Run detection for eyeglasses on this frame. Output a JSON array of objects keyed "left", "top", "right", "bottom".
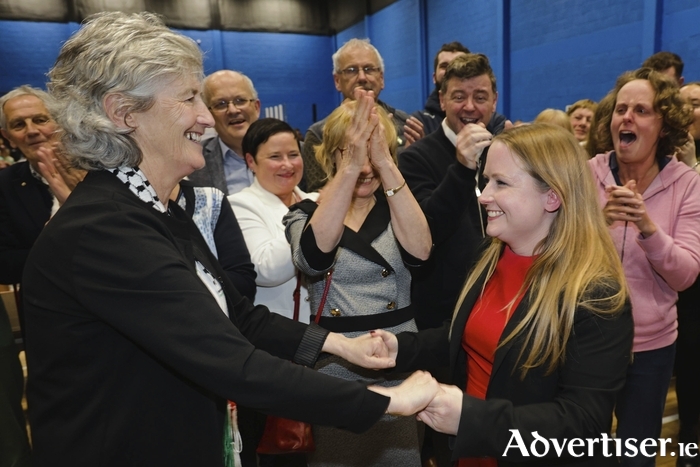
[
  {"left": 337, "top": 66, "right": 381, "bottom": 78},
  {"left": 209, "top": 98, "right": 255, "bottom": 113}
]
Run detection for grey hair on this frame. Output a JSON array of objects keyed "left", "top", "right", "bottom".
[
  {"left": 202, "top": 70, "right": 258, "bottom": 106},
  {"left": 332, "top": 38, "right": 385, "bottom": 74},
  {"left": 47, "top": 11, "right": 204, "bottom": 171},
  {"left": 0, "top": 85, "right": 53, "bottom": 130}
]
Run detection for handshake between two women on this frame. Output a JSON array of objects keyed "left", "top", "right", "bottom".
[{"left": 330, "top": 328, "right": 462, "bottom": 437}]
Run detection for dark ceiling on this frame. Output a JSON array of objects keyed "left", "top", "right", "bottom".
[{"left": 0, "top": 0, "right": 400, "bottom": 34}]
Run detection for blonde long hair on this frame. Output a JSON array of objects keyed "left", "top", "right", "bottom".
[{"left": 452, "top": 123, "right": 628, "bottom": 377}]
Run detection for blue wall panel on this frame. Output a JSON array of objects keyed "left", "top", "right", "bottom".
[
  {"left": 217, "top": 31, "right": 335, "bottom": 131},
  {"left": 336, "top": 21, "right": 367, "bottom": 47},
  {"left": 174, "top": 28, "right": 225, "bottom": 76},
  {"left": 0, "top": 20, "right": 72, "bottom": 93},
  {"left": 4, "top": 1, "right": 700, "bottom": 135},
  {"left": 425, "top": 0, "right": 501, "bottom": 61},
  {"left": 0, "top": 20, "right": 335, "bottom": 132},
  {"left": 661, "top": 1, "right": 700, "bottom": 82},
  {"left": 423, "top": 1, "right": 504, "bottom": 113},
  {"left": 509, "top": 0, "right": 646, "bottom": 122},
  {"left": 367, "top": 0, "right": 423, "bottom": 114}
]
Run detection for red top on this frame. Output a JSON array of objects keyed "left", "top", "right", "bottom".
[{"left": 458, "top": 247, "right": 535, "bottom": 467}]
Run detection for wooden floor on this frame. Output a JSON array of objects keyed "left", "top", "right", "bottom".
[{"left": 17, "top": 352, "right": 688, "bottom": 465}]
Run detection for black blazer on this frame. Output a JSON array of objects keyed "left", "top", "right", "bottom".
[
  {"left": 398, "top": 127, "right": 488, "bottom": 330},
  {"left": 23, "top": 170, "right": 388, "bottom": 467},
  {"left": 178, "top": 180, "right": 257, "bottom": 301},
  {"left": 0, "top": 161, "right": 51, "bottom": 284},
  {"left": 394, "top": 273, "right": 633, "bottom": 467},
  {"left": 187, "top": 136, "right": 228, "bottom": 194}
]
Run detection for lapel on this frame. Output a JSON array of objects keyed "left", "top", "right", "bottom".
[
  {"left": 90, "top": 171, "right": 242, "bottom": 325},
  {"left": 159, "top": 195, "right": 243, "bottom": 326},
  {"left": 248, "top": 179, "right": 288, "bottom": 227},
  {"left": 448, "top": 267, "right": 531, "bottom": 386},
  {"left": 449, "top": 272, "right": 484, "bottom": 374},
  {"left": 9, "top": 162, "right": 51, "bottom": 231},
  {"left": 202, "top": 137, "right": 227, "bottom": 194},
  {"left": 489, "top": 295, "right": 530, "bottom": 383},
  {"left": 292, "top": 193, "right": 394, "bottom": 271},
  {"left": 339, "top": 192, "right": 393, "bottom": 270}
]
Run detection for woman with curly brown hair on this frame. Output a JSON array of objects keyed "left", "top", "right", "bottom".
[{"left": 589, "top": 67, "right": 700, "bottom": 467}]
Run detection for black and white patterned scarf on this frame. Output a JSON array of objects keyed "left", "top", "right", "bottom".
[
  {"left": 109, "top": 165, "right": 230, "bottom": 317},
  {"left": 108, "top": 166, "right": 167, "bottom": 214}
]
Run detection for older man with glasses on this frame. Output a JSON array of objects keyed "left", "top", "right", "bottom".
[
  {"left": 188, "top": 70, "right": 261, "bottom": 196},
  {"left": 301, "top": 39, "right": 410, "bottom": 192}
]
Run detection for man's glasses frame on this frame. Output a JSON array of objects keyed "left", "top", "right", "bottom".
[
  {"left": 209, "top": 98, "right": 256, "bottom": 113},
  {"left": 337, "top": 66, "right": 382, "bottom": 78}
]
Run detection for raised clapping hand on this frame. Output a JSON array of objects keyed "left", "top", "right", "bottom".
[
  {"left": 368, "top": 116, "right": 394, "bottom": 172},
  {"left": 338, "top": 89, "right": 379, "bottom": 173},
  {"left": 416, "top": 383, "right": 463, "bottom": 435},
  {"left": 403, "top": 116, "right": 425, "bottom": 147},
  {"left": 36, "top": 144, "right": 86, "bottom": 205},
  {"left": 604, "top": 180, "right": 657, "bottom": 237},
  {"left": 674, "top": 132, "right": 696, "bottom": 167}
]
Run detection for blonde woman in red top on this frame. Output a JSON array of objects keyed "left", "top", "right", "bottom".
[{"left": 373, "top": 123, "right": 632, "bottom": 466}]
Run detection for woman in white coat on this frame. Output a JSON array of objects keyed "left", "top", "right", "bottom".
[
  {"left": 229, "top": 118, "right": 318, "bottom": 323},
  {"left": 229, "top": 118, "right": 319, "bottom": 467}
]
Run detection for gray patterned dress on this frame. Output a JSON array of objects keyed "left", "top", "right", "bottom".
[{"left": 284, "top": 194, "right": 423, "bottom": 467}]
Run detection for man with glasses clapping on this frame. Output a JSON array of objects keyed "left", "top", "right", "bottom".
[{"left": 301, "top": 39, "right": 410, "bottom": 192}]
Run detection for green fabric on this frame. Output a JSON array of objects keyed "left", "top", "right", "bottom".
[
  {"left": 223, "top": 405, "right": 234, "bottom": 467},
  {"left": 223, "top": 402, "right": 241, "bottom": 467}
]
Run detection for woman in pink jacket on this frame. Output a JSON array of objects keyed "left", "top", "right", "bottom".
[{"left": 589, "top": 67, "right": 700, "bottom": 467}]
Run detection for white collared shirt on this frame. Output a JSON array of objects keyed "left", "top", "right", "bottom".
[{"left": 441, "top": 118, "right": 458, "bottom": 147}]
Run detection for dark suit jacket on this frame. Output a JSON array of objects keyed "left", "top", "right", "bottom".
[
  {"left": 394, "top": 274, "right": 634, "bottom": 466},
  {"left": 0, "top": 161, "right": 51, "bottom": 284},
  {"left": 398, "top": 127, "right": 487, "bottom": 329},
  {"left": 23, "top": 170, "right": 388, "bottom": 467},
  {"left": 187, "top": 136, "right": 228, "bottom": 195},
  {"left": 178, "top": 180, "right": 257, "bottom": 301}
]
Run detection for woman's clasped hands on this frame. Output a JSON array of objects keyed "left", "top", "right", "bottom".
[
  {"left": 337, "top": 88, "right": 394, "bottom": 173},
  {"left": 604, "top": 180, "right": 657, "bottom": 237}
]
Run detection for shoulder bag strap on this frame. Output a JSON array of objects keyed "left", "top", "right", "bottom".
[
  {"left": 314, "top": 270, "right": 333, "bottom": 324},
  {"left": 292, "top": 271, "right": 302, "bottom": 322}
]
